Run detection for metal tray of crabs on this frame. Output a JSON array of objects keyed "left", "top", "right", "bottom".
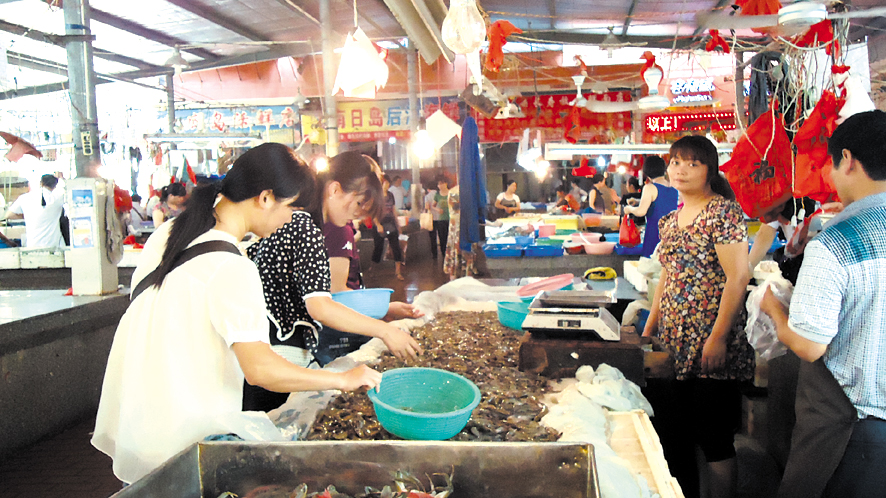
[{"left": 112, "top": 441, "right": 600, "bottom": 498}]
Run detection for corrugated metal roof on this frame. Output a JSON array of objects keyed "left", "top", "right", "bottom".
[{"left": 0, "top": 0, "right": 883, "bottom": 100}]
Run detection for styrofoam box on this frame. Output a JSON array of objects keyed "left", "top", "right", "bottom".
[
  {"left": 0, "top": 248, "right": 21, "bottom": 269},
  {"left": 624, "top": 260, "right": 647, "bottom": 293},
  {"left": 119, "top": 247, "right": 142, "bottom": 268},
  {"left": 20, "top": 248, "right": 66, "bottom": 268},
  {"left": 609, "top": 410, "right": 685, "bottom": 498}
]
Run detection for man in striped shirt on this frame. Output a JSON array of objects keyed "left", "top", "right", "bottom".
[{"left": 761, "top": 110, "right": 886, "bottom": 498}]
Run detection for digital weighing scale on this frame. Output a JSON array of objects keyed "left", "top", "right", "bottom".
[{"left": 522, "top": 290, "right": 622, "bottom": 341}]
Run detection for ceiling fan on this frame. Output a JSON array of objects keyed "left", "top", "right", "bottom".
[{"left": 697, "top": 1, "right": 886, "bottom": 35}]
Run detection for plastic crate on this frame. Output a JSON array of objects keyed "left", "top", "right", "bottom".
[
  {"left": 483, "top": 244, "right": 523, "bottom": 258},
  {"left": 524, "top": 244, "right": 563, "bottom": 257}
]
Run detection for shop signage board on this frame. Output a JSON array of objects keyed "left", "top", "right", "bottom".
[
  {"left": 644, "top": 110, "right": 736, "bottom": 134},
  {"left": 336, "top": 97, "right": 460, "bottom": 142},
  {"left": 474, "top": 92, "right": 632, "bottom": 143},
  {"left": 172, "top": 106, "right": 300, "bottom": 135}
]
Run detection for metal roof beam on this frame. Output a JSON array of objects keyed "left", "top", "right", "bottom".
[
  {"left": 89, "top": 9, "right": 220, "bottom": 60},
  {"left": 621, "top": 0, "right": 637, "bottom": 36},
  {"left": 516, "top": 30, "right": 766, "bottom": 49},
  {"left": 6, "top": 50, "right": 71, "bottom": 77},
  {"left": 694, "top": 0, "right": 732, "bottom": 37},
  {"left": 162, "top": 0, "right": 266, "bottom": 42},
  {"left": 0, "top": 19, "right": 165, "bottom": 71}
]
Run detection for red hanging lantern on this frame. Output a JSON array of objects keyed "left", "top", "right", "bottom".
[
  {"left": 485, "top": 20, "right": 522, "bottom": 72},
  {"left": 792, "top": 90, "right": 843, "bottom": 203}
]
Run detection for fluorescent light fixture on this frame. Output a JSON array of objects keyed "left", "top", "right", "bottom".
[{"left": 545, "top": 142, "right": 734, "bottom": 159}]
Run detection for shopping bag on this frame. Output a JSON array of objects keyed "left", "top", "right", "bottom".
[
  {"left": 419, "top": 211, "right": 433, "bottom": 231},
  {"left": 618, "top": 215, "right": 641, "bottom": 247}
]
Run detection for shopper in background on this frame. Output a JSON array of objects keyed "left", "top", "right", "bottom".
[
  {"left": 443, "top": 183, "right": 475, "bottom": 280},
  {"left": 371, "top": 174, "right": 406, "bottom": 281},
  {"left": 494, "top": 179, "right": 521, "bottom": 218},
  {"left": 4, "top": 173, "right": 66, "bottom": 248},
  {"left": 643, "top": 135, "right": 753, "bottom": 498},
  {"left": 152, "top": 182, "right": 187, "bottom": 227},
  {"left": 760, "top": 110, "right": 886, "bottom": 498},
  {"left": 92, "top": 143, "right": 384, "bottom": 485},
  {"left": 622, "top": 156, "right": 679, "bottom": 257},
  {"left": 569, "top": 178, "right": 588, "bottom": 206},
  {"left": 431, "top": 176, "right": 450, "bottom": 260},
  {"left": 587, "top": 173, "right": 619, "bottom": 215},
  {"left": 422, "top": 180, "right": 439, "bottom": 259},
  {"left": 388, "top": 175, "right": 408, "bottom": 210}
]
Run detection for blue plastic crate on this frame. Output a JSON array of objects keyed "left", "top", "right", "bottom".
[
  {"left": 514, "top": 235, "right": 533, "bottom": 247},
  {"left": 483, "top": 244, "right": 523, "bottom": 258},
  {"left": 524, "top": 244, "right": 563, "bottom": 257}
]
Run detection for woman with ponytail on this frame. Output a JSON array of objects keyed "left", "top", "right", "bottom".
[
  {"left": 244, "top": 151, "right": 422, "bottom": 412},
  {"left": 642, "top": 135, "right": 752, "bottom": 498},
  {"left": 92, "top": 143, "right": 383, "bottom": 485}
]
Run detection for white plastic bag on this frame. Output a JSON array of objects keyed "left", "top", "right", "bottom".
[{"left": 745, "top": 275, "right": 793, "bottom": 360}]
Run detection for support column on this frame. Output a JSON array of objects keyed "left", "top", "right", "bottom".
[
  {"left": 734, "top": 50, "right": 747, "bottom": 130},
  {"left": 320, "top": 0, "right": 339, "bottom": 157},
  {"left": 166, "top": 74, "right": 176, "bottom": 133},
  {"left": 63, "top": 0, "right": 101, "bottom": 178},
  {"left": 407, "top": 43, "right": 421, "bottom": 214}
]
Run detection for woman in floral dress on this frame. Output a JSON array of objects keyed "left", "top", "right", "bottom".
[
  {"left": 643, "top": 135, "right": 754, "bottom": 498},
  {"left": 442, "top": 184, "right": 475, "bottom": 280}
]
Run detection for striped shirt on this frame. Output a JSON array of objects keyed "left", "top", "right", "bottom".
[{"left": 789, "top": 192, "right": 886, "bottom": 420}]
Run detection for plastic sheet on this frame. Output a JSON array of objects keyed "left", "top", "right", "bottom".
[{"left": 745, "top": 275, "right": 793, "bottom": 360}]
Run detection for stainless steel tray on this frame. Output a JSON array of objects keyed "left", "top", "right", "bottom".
[
  {"left": 531, "top": 290, "right": 617, "bottom": 310},
  {"left": 114, "top": 441, "right": 600, "bottom": 498}
]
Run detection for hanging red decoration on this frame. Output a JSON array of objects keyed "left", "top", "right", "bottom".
[
  {"left": 563, "top": 105, "right": 582, "bottom": 144},
  {"left": 793, "top": 20, "right": 839, "bottom": 57},
  {"left": 572, "top": 156, "right": 595, "bottom": 177},
  {"left": 792, "top": 90, "right": 843, "bottom": 203},
  {"left": 721, "top": 101, "right": 793, "bottom": 219},
  {"left": 639, "top": 51, "right": 657, "bottom": 79},
  {"left": 705, "top": 30, "right": 730, "bottom": 53},
  {"left": 735, "top": 0, "right": 782, "bottom": 35},
  {"left": 574, "top": 55, "right": 589, "bottom": 77},
  {"left": 485, "top": 20, "right": 522, "bottom": 72}
]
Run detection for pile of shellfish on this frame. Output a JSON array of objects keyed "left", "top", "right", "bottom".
[{"left": 307, "top": 311, "right": 559, "bottom": 442}]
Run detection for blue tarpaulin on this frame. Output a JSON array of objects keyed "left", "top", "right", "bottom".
[{"left": 458, "top": 117, "right": 487, "bottom": 251}]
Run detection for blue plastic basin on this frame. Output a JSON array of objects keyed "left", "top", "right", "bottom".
[
  {"left": 331, "top": 288, "right": 393, "bottom": 319},
  {"left": 368, "top": 367, "right": 481, "bottom": 440},
  {"left": 497, "top": 300, "right": 531, "bottom": 330}
]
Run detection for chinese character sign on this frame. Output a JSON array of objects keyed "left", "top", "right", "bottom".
[{"left": 171, "top": 106, "right": 298, "bottom": 134}]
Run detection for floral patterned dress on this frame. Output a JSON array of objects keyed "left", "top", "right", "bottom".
[
  {"left": 656, "top": 196, "right": 755, "bottom": 382},
  {"left": 443, "top": 186, "right": 475, "bottom": 278}
]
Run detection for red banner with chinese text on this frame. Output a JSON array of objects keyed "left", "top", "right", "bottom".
[{"left": 474, "top": 92, "right": 632, "bottom": 143}]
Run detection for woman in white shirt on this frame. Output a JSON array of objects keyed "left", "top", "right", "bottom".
[
  {"left": 92, "top": 143, "right": 382, "bottom": 484},
  {"left": 494, "top": 179, "right": 521, "bottom": 218}
]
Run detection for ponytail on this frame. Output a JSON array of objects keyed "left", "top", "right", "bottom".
[{"left": 148, "top": 143, "right": 313, "bottom": 289}]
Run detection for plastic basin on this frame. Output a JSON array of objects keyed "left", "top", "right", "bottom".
[
  {"left": 497, "top": 300, "right": 531, "bottom": 330},
  {"left": 537, "top": 224, "right": 556, "bottom": 237},
  {"left": 367, "top": 367, "right": 481, "bottom": 440},
  {"left": 584, "top": 242, "right": 616, "bottom": 255},
  {"left": 331, "top": 288, "right": 393, "bottom": 319}
]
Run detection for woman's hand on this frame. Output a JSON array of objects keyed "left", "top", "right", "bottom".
[
  {"left": 385, "top": 301, "right": 425, "bottom": 321},
  {"left": 380, "top": 324, "right": 423, "bottom": 361},
  {"left": 701, "top": 334, "right": 728, "bottom": 374},
  {"left": 338, "top": 364, "right": 382, "bottom": 391}
]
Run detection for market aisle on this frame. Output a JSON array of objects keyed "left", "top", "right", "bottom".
[{"left": 0, "top": 253, "right": 448, "bottom": 498}]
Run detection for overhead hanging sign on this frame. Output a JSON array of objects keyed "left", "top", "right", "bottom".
[
  {"left": 336, "top": 98, "right": 460, "bottom": 142},
  {"left": 644, "top": 110, "right": 736, "bottom": 134}
]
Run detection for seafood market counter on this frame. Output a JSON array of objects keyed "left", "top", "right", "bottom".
[
  {"left": 485, "top": 253, "right": 636, "bottom": 279},
  {"left": 262, "top": 309, "right": 681, "bottom": 498}
]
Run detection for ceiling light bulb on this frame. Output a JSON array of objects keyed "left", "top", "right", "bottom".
[
  {"left": 441, "top": 0, "right": 487, "bottom": 54},
  {"left": 165, "top": 48, "right": 190, "bottom": 75},
  {"left": 413, "top": 130, "right": 436, "bottom": 160}
]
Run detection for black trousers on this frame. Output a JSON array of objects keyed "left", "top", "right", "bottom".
[
  {"left": 371, "top": 228, "right": 403, "bottom": 263},
  {"left": 430, "top": 219, "right": 448, "bottom": 258}
]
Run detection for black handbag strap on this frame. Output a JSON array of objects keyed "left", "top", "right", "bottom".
[{"left": 130, "top": 240, "right": 241, "bottom": 302}]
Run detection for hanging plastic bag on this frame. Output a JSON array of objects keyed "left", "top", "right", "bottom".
[
  {"left": 618, "top": 215, "right": 641, "bottom": 247},
  {"left": 721, "top": 102, "right": 793, "bottom": 218},
  {"left": 745, "top": 274, "right": 793, "bottom": 360},
  {"left": 419, "top": 211, "right": 433, "bottom": 231}
]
